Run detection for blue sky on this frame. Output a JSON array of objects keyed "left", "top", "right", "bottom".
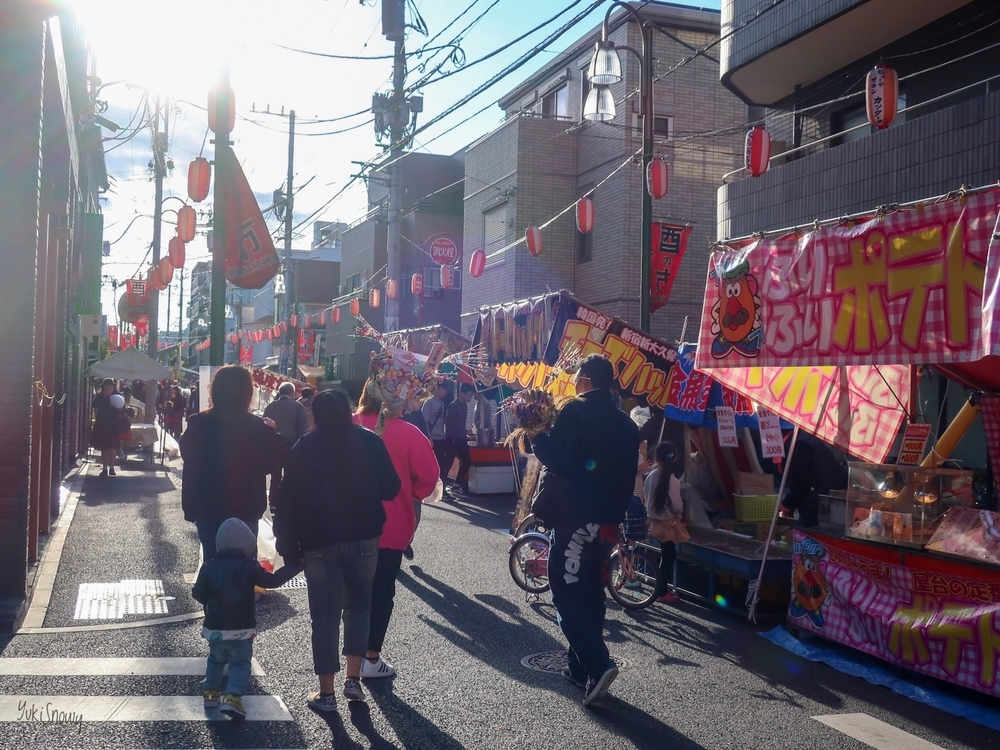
[{"left": 76, "top": 0, "right": 720, "bottom": 326}]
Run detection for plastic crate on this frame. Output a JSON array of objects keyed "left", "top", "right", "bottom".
[
  {"left": 468, "top": 466, "right": 515, "bottom": 495},
  {"left": 734, "top": 494, "right": 779, "bottom": 522}
]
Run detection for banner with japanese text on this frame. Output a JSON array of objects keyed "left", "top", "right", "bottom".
[
  {"left": 106, "top": 325, "right": 118, "bottom": 352},
  {"left": 791, "top": 531, "right": 1000, "bottom": 699},
  {"left": 702, "top": 363, "right": 909, "bottom": 464},
  {"left": 220, "top": 148, "right": 280, "bottom": 289},
  {"left": 297, "top": 329, "right": 315, "bottom": 362},
  {"left": 650, "top": 223, "right": 691, "bottom": 314},
  {"left": 697, "top": 191, "right": 1000, "bottom": 370}
]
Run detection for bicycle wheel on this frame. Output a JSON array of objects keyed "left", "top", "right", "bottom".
[
  {"left": 607, "top": 547, "right": 660, "bottom": 610},
  {"left": 514, "top": 513, "right": 549, "bottom": 537},
  {"left": 509, "top": 533, "right": 551, "bottom": 594}
]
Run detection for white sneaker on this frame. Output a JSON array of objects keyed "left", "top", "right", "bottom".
[{"left": 360, "top": 655, "right": 396, "bottom": 679}]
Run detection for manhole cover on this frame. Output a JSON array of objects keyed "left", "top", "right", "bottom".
[
  {"left": 521, "top": 651, "right": 627, "bottom": 674},
  {"left": 279, "top": 574, "right": 308, "bottom": 589}
]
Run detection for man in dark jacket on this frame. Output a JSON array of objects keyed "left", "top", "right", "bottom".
[
  {"left": 192, "top": 518, "right": 300, "bottom": 719},
  {"left": 263, "top": 382, "right": 309, "bottom": 448},
  {"left": 531, "top": 354, "right": 639, "bottom": 707},
  {"left": 442, "top": 383, "right": 475, "bottom": 498}
]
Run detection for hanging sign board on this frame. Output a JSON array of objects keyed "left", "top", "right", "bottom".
[
  {"left": 757, "top": 407, "right": 785, "bottom": 459},
  {"left": 715, "top": 406, "right": 739, "bottom": 448},
  {"left": 897, "top": 422, "right": 932, "bottom": 465}
]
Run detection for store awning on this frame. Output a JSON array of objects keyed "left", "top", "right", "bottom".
[
  {"left": 935, "top": 356, "right": 1000, "bottom": 394},
  {"left": 297, "top": 364, "right": 325, "bottom": 380}
]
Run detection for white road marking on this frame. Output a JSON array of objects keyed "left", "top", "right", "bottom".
[
  {"left": 0, "top": 695, "right": 293, "bottom": 721},
  {"left": 0, "top": 657, "right": 264, "bottom": 676},
  {"left": 812, "top": 713, "right": 946, "bottom": 750}
]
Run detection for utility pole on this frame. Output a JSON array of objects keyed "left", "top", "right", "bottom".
[
  {"left": 285, "top": 110, "right": 295, "bottom": 376},
  {"left": 210, "top": 66, "right": 231, "bottom": 367},
  {"left": 146, "top": 95, "right": 168, "bottom": 421},
  {"left": 177, "top": 268, "right": 184, "bottom": 373}
]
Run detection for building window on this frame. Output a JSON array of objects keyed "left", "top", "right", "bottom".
[
  {"left": 635, "top": 114, "right": 674, "bottom": 139},
  {"left": 483, "top": 203, "right": 507, "bottom": 268},
  {"left": 423, "top": 266, "right": 461, "bottom": 292},
  {"left": 328, "top": 354, "right": 342, "bottom": 381},
  {"left": 541, "top": 84, "right": 568, "bottom": 119},
  {"left": 342, "top": 273, "right": 361, "bottom": 294},
  {"left": 576, "top": 184, "right": 594, "bottom": 264}
]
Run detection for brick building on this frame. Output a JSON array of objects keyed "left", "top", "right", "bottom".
[
  {"left": 0, "top": 4, "right": 108, "bottom": 632},
  {"left": 461, "top": 1, "right": 745, "bottom": 343},
  {"left": 717, "top": 0, "right": 1000, "bottom": 466}
]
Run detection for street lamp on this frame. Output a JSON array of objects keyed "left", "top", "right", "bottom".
[{"left": 585, "top": 2, "right": 655, "bottom": 332}]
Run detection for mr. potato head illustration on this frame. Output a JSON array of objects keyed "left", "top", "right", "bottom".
[{"left": 710, "top": 258, "right": 763, "bottom": 359}]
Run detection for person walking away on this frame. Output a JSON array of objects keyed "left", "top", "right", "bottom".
[
  {"left": 353, "top": 379, "right": 439, "bottom": 677},
  {"left": 530, "top": 354, "right": 639, "bottom": 707},
  {"left": 193, "top": 518, "right": 300, "bottom": 719},
  {"left": 275, "top": 389, "right": 400, "bottom": 709},
  {"left": 187, "top": 384, "right": 199, "bottom": 419},
  {"left": 421, "top": 383, "right": 449, "bottom": 484},
  {"left": 91, "top": 378, "right": 122, "bottom": 477},
  {"left": 263, "top": 382, "right": 309, "bottom": 449},
  {"left": 167, "top": 385, "right": 187, "bottom": 439},
  {"left": 644, "top": 442, "right": 684, "bottom": 604},
  {"left": 443, "top": 384, "right": 475, "bottom": 499},
  {"left": 298, "top": 386, "right": 316, "bottom": 432},
  {"left": 180, "top": 366, "right": 288, "bottom": 559}
]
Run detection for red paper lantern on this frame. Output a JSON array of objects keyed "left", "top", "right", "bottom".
[
  {"left": 266, "top": 329, "right": 273, "bottom": 340},
  {"left": 576, "top": 197, "right": 595, "bottom": 234},
  {"left": 866, "top": 63, "right": 898, "bottom": 130},
  {"left": 745, "top": 124, "right": 771, "bottom": 177},
  {"left": 303, "top": 314, "right": 311, "bottom": 328},
  {"left": 168, "top": 236, "right": 185, "bottom": 268},
  {"left": 280, "top": 321, "right": 288, "bottom": 334},
  {"left": 525, "top": 226, "right": 543, "bottom": 257},
  {"left": 208, "top": 85, "right": 235, "bottom": 135},
  {"left": 135, "top": 318, "right": 149, "bottom": 336},
  {"left": 332, "top": 307, "right": 341, "bottom": 325},
  {"left": 469, "top": 249, "right": 486, "bottom": 278},
  {"left": 350, "top": 298, "right": 360, "bottom": 316},
  {"left": 440, "top": 265, "right": 454, "bottom": 290},
  {"left": 386, "top": 278, "right": 399, "bottom": 300},
  {"left": 411, "top": 272, "right": 424, "bottom": 297},
  {"left": 318, "top": 310, "right": 327, "bottom": 326},
  {"left": 187, "top": 157, "right": 211, "bottom": 203},
  {"left": 290, "top": 313, "right": 299, "bottom": 328},
  {"left": 237, "top": 329, "right": 244, "bottom": 340},
  {"left": 158, "top": 258, "right": 174, "bottom": 286},
  {"left": 146, "top": 268, "right": 161, "bottom": 292},
  {"left": 369, "top": 287, "right": 381, "bottom": 308},
  {"left": 177, "top": 205, "right": 197, "bottom": 242},
  {"left": 646, "top": 159, "right": 669, "bottom": 199},
  {"left": 272, "top": 325, "right": 281, "bottom": 338}
]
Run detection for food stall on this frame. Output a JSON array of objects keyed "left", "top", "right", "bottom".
[{"left": 695, "top": 185, "right": 1000, "bottom": 698}]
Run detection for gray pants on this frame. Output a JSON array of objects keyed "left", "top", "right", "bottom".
[{"left": 303, "top": 536, "right": 379, "bottom": 675}]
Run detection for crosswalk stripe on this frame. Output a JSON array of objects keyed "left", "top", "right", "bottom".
[
  {"left": 0, "top": 657, "right": 264, "bottom": 677},
  {"left": 812, "top": 713, "right": 946, "bottom": 750},
  {"left": 0, "top": 695, "right": 293, "bottom": 722}
]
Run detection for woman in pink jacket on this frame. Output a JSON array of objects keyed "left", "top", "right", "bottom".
[{"left": 353, "top": 383, "right": 440, "bottom": 680}]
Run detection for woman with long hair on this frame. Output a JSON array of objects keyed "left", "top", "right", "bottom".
[
  {"left": 644, "top": 441, "right": 684, "bottom": 604},
  {"left": 275, "top": 388, "right": 400, "bottom": 709},
  {"left": 91, "top": 378, "right": 121, "bottom": 476},
  {"left": 180, "top": 366, "right": 287, "bottom": 559}
]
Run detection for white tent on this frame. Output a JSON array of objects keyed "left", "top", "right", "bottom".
[{"left": 86, "top": 346, "right": 172, "bottom": 381}]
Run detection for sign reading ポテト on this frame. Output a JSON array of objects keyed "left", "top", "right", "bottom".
[{"left": 697, "top": 190, "right": 1000, "bottom": 370}]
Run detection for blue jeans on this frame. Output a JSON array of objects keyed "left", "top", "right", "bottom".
[
  {"left": 204, "top": 639, "right": 253, "bottom": 696},
  {"left": 303, "top": 536, "right": 380, "bottom": 675},
  {"left": 548, "top": 521, "right": 618, "bottom": 682},
  {"left": 197, "top": 518, "right": 259, "bottom": 560}
]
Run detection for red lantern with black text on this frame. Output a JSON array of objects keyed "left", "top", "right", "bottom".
[
  {"left": 332, "top": 307, "right": 341, "bottom": 325},
  {"left": 177, "top": 205, "right": 197, "bottom": 242},
  {"left": 187, "top": 157, "right": 211, "bottom": 203},
  {"left": 386, "top": 278, "right": 399, "bottom": 300},
  {"left": 646, "top": 159, "right": 669, "bottom": 199},
  {"left": 290, "top": 314, "right": 299, "bottom": 328},
  {"left": 469, "top": 249, "right": 486, "bottom": 278},
  {"left": 158, "top": 258, "right": 173, "bottom": 286},
  {"left": 526, "top": 226, "right": 543, "bottom": 257},
  {"left": 350, "top": 298, "right": 360, "bottom": 316},
  {"left": 440, "top": 265, "right": 454, "bottom": 290},
  {"left": 208, "top": 86, "right": 235, "bottom": 135},
  {"left": 369, "top": 287, "right": 381, "bottom": 308},
  {"left": 576, "top": 197, "right": 595, "bottom": 234},
  {"left": 168, "top": 236, "right": 185, "bottom": 268},
  {"left": 411, "top": 272, "right": 424, "bottom": 297},
  {"left": 866, "top": 63, "right": 898, "bottom": 130},
  {"left": 745, "top": 125, "right": 771, "bottom": 177}
]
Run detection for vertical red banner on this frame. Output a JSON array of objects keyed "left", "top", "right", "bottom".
[
  {"left": 239, "top": 345, "right": 252, "bottom": 365},
  {"left": 220, "top": 148, "right": 280, "bottom": 289},
  {"left": 650, "top": 223, "right": 691, "bottom": 313},
  {"left": 297, "top": 328, "right": 315, "bottom": 362},
  {"left": 107, "top": 325, "right": 119, "bottom": 351}
]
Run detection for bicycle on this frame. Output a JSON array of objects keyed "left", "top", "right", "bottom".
[{"left": 508, "top": 524, "right": 662, "bottom": 610}]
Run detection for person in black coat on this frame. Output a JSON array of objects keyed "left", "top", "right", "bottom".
[{"left": 192, "top": 518, "right": 300, "bottom": 719}]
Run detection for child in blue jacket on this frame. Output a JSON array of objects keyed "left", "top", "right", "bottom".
[{"left": 192, "top": 517, "right": 300, "bottom": 719}]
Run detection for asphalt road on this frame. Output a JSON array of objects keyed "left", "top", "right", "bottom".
[{"left": 0, "top": 459, "right": 996, "bottom": 749}]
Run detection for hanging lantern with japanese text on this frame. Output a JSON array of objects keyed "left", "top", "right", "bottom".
[
  {"left": 866, "top": 63, "right": 898, "bottom": 130},
  {"left": 411, "top": 272, "right": 424, "bottom": 297},
  {"left": 386, "top": 278, "right": 399, "bottom": 300},
  {"left": 440, "top": 265, "right": 454, "bottom": 290},
  {"left": 646, "top": 159, "right": 669, "bottom": 199},
  {"left": 369, "top": 287, "right": 381, "bottom": 308}
]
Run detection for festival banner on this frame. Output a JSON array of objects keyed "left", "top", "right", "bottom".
[
  {"left": 704, "top": 363, "right": 909, "bottom": 464},
  {"left": 665, "top": 344, "right": 759, "bottom": 429},
  {"left": 650, "top": 223, "right": 691, "bottom": 314},
  {"left": 981, "top": 396, "right": 1000, "bottom": 506},
  {"left": 697, "top": 190, "right": 1000, "bottom": 370},
  {"left": 220, "top": 148, "right": 280, "bottom": 289},
  {"left": 791, "top": 531, "right": 1000, "bottom": 699},
  {"left": 297, "top": 328, "right": 315, "bottom": 362}
]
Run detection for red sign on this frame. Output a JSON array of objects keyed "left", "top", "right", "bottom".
[
  {"left": 898, "top": 422, "right": 932, "bottom": 465},
  {"left": 427, "top": 235, "right": 460, "bottom": 266},
  {"left": 297, "top": 328, "right": 315, "bottom": 361},
  {"left": 219, "top": 148, "right": 280, "bottom": 289},
  {"left": 239, "top": 345, "right": 252, "bottom": 365},
  {"left": 650, "top": 223, "right": 690, "bottom": 314},
  {"left": 107, "top": 325, "right": 119, "bottom": 351}
]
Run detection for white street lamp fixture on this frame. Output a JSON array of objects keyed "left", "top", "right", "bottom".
[
  {"left": 588, "top": 39, "right": 623, "bottom": 85},
  {"left": 583, "top": 85, "right": 616, "bottom": 122}
]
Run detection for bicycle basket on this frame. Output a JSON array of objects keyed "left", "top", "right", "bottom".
[{"left": 623, "top": 495, "right": 649, "bottom": 540}]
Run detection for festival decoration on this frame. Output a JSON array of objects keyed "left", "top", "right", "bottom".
[
  {"left": 411, "top": 272, "right": 424, "bottom": 297},
  {"left": 526, "top": 226, "right": 543, "bottom": 257},
  {"left": 157, "top": 258, "right": 173, "bottom": 286},
  {"left": 352, "top": 315, "right": 385, "bottom": 346},
  {"left": 386, "top": 278, "right": 399, "bottom": 300},
  {"left": 177, "top": 205, "right": 196, "bottom": 242},
  {"left": 646, "top": 159, "right": 669, "bottom": 199},
  {"left": 745, "top": 124, "right": 771, "bottom": 177},
  {"left": 280, "top": 321, "right": 288, "bottom": 334},
  {"left": 290, "top": 314, "right": 298, "bottom": 328},
  {"left": 440, "top": 265, "right": 454, "bottom": 290},
  {"left": 576, "top": 197, "right": 595, "bottom": 234},
  {"left": 866, "top": 63, "right": 898, "bottom": 129},
  {"left": 332, "top": 307, "right": 341, "bottom": 325},
  {"left": 187, "top": 157, "right": 211, "bottom": 202},
  {"left": 168, "top": 236, "right": 185, "bottom": 268},
  {"left": 469, "top": 249, "right": 486, "bottom": 278},
  {"left": 369, "top": 287, "right": 381, "bottom": 308},
  {"left": 318, "top": 310, "right": 327, "bottom": 326},
  {"left": 351, "top": 298, "right": 360, "bottom": 316}
]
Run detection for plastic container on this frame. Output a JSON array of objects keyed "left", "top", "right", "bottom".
[{"left": 733, "top": 494, "right": 780, "bottom": 522}]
